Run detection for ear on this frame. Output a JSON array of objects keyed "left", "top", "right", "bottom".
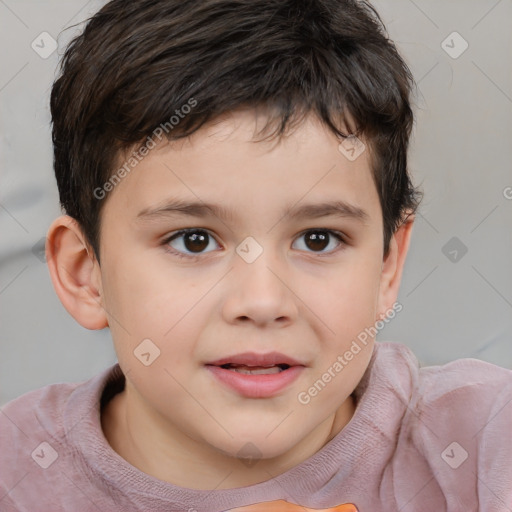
[
  {"left": 376, "top": 214, "right": 415, "bottom": 320},
  {"left": 46, "top": 215, "right": 108, "bottom": 330}
]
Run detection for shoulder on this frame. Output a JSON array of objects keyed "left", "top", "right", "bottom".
[
  {"left": 372, "top": 342, "right": 512, "bottom": 449},
  {"left": 0, "top": 381, "right": 81, "bottom": 506},
  {"left": 373, "top": 341, "right": 512, "bottom": 412},
  {"left": 400, "top": 349, "right": 512, "bottom": 473},
  {"left": 0, "top": 366, "right": 120, "bottom": 500},
  {"left": 0, "top": 364, "right": 121, "bottom": 438},
  {"left": 377, "top": 344, "right": 512, "bottom": 506},
  {"left": 416, "top": 355, "right": 512, "bottom": 416},
  {"left": 0, "top": 380, "right": 79, "bottom": 441}
]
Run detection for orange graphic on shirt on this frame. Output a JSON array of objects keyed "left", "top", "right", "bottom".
[{"left": 229, "top": 500, "right": 359, "bottom": 512}]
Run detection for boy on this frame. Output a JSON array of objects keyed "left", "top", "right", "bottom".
[{"left": 1, "top": 0, "right": 511, "bottom": 510}]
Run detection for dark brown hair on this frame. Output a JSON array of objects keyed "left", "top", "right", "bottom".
[{"left": 51, "top": 0, "right": 422, "bottom": 261}]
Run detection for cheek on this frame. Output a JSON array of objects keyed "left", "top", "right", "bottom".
[
  {"left": 102, "top": 255, "right": 183, "bottom": 328},
  {"left": 307, "top": 254, "right": 382, "bottom": 337},
  {"left": 102, "top": 257, "right": 213, "bottom": 364}
]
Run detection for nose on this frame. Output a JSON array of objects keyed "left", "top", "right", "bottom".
[{"left": 222, "top": 246, "right": 299, "bottom": 328}]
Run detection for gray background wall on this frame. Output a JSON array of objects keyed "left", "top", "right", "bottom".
[{"left": 1, "top": 0, "right": 511, "bottom": 405}]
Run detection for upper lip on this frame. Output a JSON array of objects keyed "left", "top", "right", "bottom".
[{"left": 206, "top": 351, "right": 305, "bottom": 368}]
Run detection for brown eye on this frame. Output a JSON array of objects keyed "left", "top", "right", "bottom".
[
  {"left": 305, "top": 231, "right": 329, "bottom": 251},
  {"left": 166, "top": 229, "right": 220, "bottom": 256},
  {"left": 183, "top": 231, "right": 209, "bottom": 252},
  {"left": 292, "top": 229, "right": 344, "bottom": 254}
]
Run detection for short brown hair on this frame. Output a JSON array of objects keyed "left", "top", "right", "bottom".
[{"left": 51, "top": 0, "right": 422, "bottom": 261}]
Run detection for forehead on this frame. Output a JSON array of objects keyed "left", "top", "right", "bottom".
[{"left": 103, "top": 110, "right": 381, "bottom": 225}]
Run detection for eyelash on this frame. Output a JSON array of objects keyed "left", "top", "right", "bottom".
[{"left": 161, "top": 228, "right": 347, "bottom": 261}]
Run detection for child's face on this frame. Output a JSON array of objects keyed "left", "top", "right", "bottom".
[{"left": 90, "top": 110, "right": 401, "bottom": 462}]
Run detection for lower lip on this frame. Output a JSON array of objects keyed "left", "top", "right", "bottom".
[{"left": 205, "top": 365, "right": 304, "bottom": 398}]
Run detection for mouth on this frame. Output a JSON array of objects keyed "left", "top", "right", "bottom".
[
  {"left": 205, "top": 351, "right": 304, "bottom": 372},
  {"left": 217, "top": 363, "right": 291, "bottom": 375},
  {"left": 205, "top": 352, "right": 305, "bottom": 398}
]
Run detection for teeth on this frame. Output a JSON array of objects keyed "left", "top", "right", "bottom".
[{"left": 229, "top": 366, "right": 283, "bottom": 375}]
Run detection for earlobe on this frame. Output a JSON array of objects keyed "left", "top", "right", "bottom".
[
  {"left": 376, "top": 214, "right": 415, "bottom": 319},
  {"left": 46, "top": 215, "right": 108, "bottom": 330}
]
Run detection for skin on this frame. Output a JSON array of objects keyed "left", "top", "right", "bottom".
[{"left": 46, "top": 109, "right": 414, "bottom": 490}]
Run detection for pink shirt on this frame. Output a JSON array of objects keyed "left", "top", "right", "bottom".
[{"left": 1, "top": 341, "right": 511, "bottom": 511}]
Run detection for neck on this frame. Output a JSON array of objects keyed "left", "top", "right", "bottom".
[{"left": 101, "top": 382, "right": 356, "bottom": 490}]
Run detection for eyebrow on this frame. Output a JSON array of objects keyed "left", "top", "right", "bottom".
[{"left": 136, "top": 198, "right": 370, "bottom": 224}]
